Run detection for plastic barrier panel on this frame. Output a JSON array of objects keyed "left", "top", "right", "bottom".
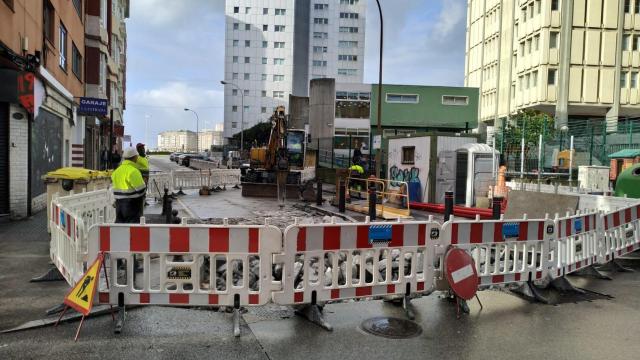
[
  {"left": 441, "top": 217, "right": 555, "bottom": 286},
  {"left": 172, "top": 170, "right": 209, "bottom": 191},
  {"left": 554, "top": 212, "right": 600, "bottom": 277},
  {"left": 50, "top": 200, "right": 86, "bottom": 285},
  {"left": 271, "top": 220, "right": 440, "bottom": 305},
  {"left": 601, "top": 204, "right": 640, "bottom": 261},
  {"left": 148, "top": 172, "right": 173, "bottom": 199},
  {"left": 88, "top": 223, "right": 282, "bottom": 307}
]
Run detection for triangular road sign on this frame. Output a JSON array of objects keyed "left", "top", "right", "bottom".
[{"left": 63, "top": 253, "right": 103, "bottom": 316}]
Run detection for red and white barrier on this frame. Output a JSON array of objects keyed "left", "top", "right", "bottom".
[
  {"left": 271, "top": 219, "right": 440, "bottom": 305},
  {"left": 600, "top": 205, "right": 640, "bottom": 261},
  {"left": 553, "top": 212, "right": 600, "bottom": 277},
  {"left": 441, "top": 216, "right": 555, "bottom": 286},
  {"left": 88, "top": 222, "right": 282, "bottom": 308}
]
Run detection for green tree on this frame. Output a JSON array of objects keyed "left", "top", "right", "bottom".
[{"left": 500, "top": 109, "right": 555, "bottom": 150}]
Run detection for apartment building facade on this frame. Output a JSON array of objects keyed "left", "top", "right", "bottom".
[
  {"left": 465, "top": 0, "right": 639, "bottom": 133},
  {"left": 222, "top": 0, "right": 366, "bottom": 139},
  {"left": 157, "top": 130, "right": 198, "bottom": 152}
]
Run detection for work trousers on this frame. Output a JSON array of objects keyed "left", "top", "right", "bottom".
[{"left": 115, "top": 198, "right": 143, "bottom": 224}]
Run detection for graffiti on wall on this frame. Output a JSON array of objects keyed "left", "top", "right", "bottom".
[{"left": 389, "top": 166, "right": 419, "bottom": 187}]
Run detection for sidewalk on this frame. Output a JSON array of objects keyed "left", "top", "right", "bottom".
[{"left": 0, "top": 212, "right": 69, "bottom": 330}]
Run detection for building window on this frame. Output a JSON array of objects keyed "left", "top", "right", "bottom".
[
  {"left": 244, "top": 105, "right": 250, "bottom": 112},
  {"left": 59, "top": 23, "right": 67, "bottom": 69},
  {"left": 401, "top": 147, "right": 415, "bottom": 165},
  {"left": 313, "top": 32, "right": 328, "bottom": 39},
  {"left": 232, "top": 89, "right": 238, "bottom": 96},
  {"left": 275, "top": 25, "right": 285, "bottom": 32},
  {"left": 261, "top": 90, "right": 267, "bottom": 97},
  {"left": 232, "top": 106, "right": 238, "bottom": 112},
  {"left": 260, "top": 41, "right": 267, "bottom": 48},
  {"left": 632, "top": 72, "right": 638, "bottom": 88},
  {"left": 550, "top": 32, "right": 559, "bottom": 49},
  {"left": 72, "top": 0, "right": 82, "bottom": 17},
  {"left": 442, "top": 95, "right": 469, "bottom": 106},
  {"left": 623, "top": 35, "right": 630, "bottom": 51},
  {"left": 242, "top": 24, "right": 249, "bottom": 31},
  {"left": 261, "top": 74, "right": 267, "bottom": 80},
  {"left": 245, "top": 40, "right": 250, "bottom": 47},
  {"left": 534, "top": 35, "right": 539, "bottom": 51},
  {"left": 233, "top": 40, "right": 239, "bottom": 47},
  {"left": 273, "top": 75, "right": 285, "bottom": 81},
  {"left": 312, "top": 60, "right": 328, "bottom": 67},
  {"left": 338, "top": 41, "right": 358, "bottom": 48},
  {"left": 636, "top": 0, "right": 640, "bottom": 13},
  {"left": 232, "top": 56, "right": 238, "bottom": 63},
  {"left": 314, "top": 4, "right": 329, "bottom": 10},
  {"left": 340, "top": 0, "right": 359, "bottom": 4},
  {"left": 72, "top": 43, "right": 82, "bottom": 80},
  {"left": 274, "top": 42, "right": 285, "bottom": 48},
  {"left": 386, "top": 94, "right": 419, "bottom": 104},
  {"left": 625, "top": 0, "right": 631, "bottom": 13},
  {"left": 273, "top": 91, "right": 285, "bottom": 98},
  {"left": 313, "top": 46, "right": 328, "bottom": 53},
  {"left": 536, "top": 0, "right": 541, "bottom": 14},
  {"left": 338, "top": 68, "right": 357, "bottom": 76},
  {"left": 634, "top": 35, "right": 640, "bottom": 51},
  {"left": 43, "top": 0, "right": 55, "bottom": 43},
  {"left": 243, "top": 90, "right": 249, "bottom": 96},
  {"left": 232, "top": 72, "right": 238, "bottom": 80},
  {"left": 244, "top": 73, "right": 250, "bottom": 80},
  {"left": 339, "top": 26, "right": 359, "bottom": 33},
  {"left": 232, "top": 122, "right": 237, "bottom": 129},
  {"left": 314, "top": 18, "right": 329, "bottom": 24},
  {"left": 245, "top": 7, "right": 251, "bottom": 14},
  {"left": 339, "top": 12, "right": 359, "bottom": 19},
  {"left": 245, "top": 57, "right": 251, "bottom": 64},
  {"left": 233, "top": 6, "right": 239, "bottom": 13},
  {"left": 233, "top": 23, "right": 239, "bottom": 30},
  {"left": 621, "top": 71, "right": 628, "bottom": 88},
  {"left": 548, "top": 69, "right": 557, "bottom": 85},
  {"left": 263, "top": 24, "right": 268, "bottom": 31},
  {"left": 263, "top": 7, "right": 268, "bottom": 15},
  {"left": 275, "top": 8, "right": 286, "bottom": 15},
  {"left": 274, "top": 58, "right": 285, "bottom": 65},
  {"left": 261, "top": 107, "right": 267, "bottom": 113},
  {"left": 532, "top": 71, "right": 538, "bottom": 87},
  {"left": 261, "top": 57, "right": 267, "bottom": 64},
  {"left": 338, "top": 55, "right": 358, "bottom": 61}
]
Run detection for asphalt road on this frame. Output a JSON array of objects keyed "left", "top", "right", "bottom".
[{"left": 149, "top": 154, "right": 188, "bottom": 173}]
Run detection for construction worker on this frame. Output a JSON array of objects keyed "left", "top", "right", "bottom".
[
  {"left": 135, "top": 143, "right": 150, "bottom": 181},
  {"left": 112, "top": 147, "right": 146, "bottom": 223}
]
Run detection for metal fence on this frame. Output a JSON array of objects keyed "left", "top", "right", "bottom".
[
  {"left": 494, "top": 116, "right": 640, "bottom": 178},
  {"left": 308, "top": 136, "right": 386, "bottom": 176}
]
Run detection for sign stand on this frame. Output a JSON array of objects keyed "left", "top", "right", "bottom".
[{"left": 55, "top": 253, "right": 114, "bottom": 341}]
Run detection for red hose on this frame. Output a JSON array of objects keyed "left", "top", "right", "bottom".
[{"left": 409, "top": 202, "right": 502, "bottom": 220}]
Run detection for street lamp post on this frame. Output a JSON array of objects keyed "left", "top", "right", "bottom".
[
  {"left": 374, "top": 0, "right": 384, "bottom": 178},
  {"left": 221, "top": 81, "right": 245, "bottom": 152},
  {"left": 184, "top": 108, "right": 199, "bottom": 152}
]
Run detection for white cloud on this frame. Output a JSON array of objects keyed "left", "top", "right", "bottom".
[
  {"left": 434, "top": 1, "right": 466, "bottom": 38},
  {"left": 131, "top": 0, "right": 223, "bottom": 27}
]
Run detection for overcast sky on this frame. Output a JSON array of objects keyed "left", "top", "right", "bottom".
[{"left": 123, "top": 0, "right": 467, "bottom": 148}]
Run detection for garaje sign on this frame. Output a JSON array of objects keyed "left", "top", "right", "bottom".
[{"left": 78, "top": 97, "right": 108, "bottom": 116}]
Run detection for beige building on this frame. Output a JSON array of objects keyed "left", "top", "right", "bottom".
[
  {"left": 465, "top": 0, "right": 639, "bottom": 133},
  {"left": 157, "top": 130, "right": 197, "bottom": 152},
  {"left": 198, "top": 129, "right": 224, "bottom": 151}
]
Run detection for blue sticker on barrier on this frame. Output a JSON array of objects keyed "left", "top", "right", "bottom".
[
  {"left": 502, "top": 223, "right": 519, "bottom": 238},
  {"left": 369, "top": 225, "right": 392, "bottom": 244},
  {"left": 574, "top": 219, "right": 582, "bottom": 232}
]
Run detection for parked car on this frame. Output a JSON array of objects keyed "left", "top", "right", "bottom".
[
  {"left": 169, "top": 152, "right": 183, "bottom": 162},
  {"left": 178, "top": 154, "right": 205, "bottom": 167}
]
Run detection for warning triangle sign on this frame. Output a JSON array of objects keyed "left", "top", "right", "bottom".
[{"left": 63, "top": 253, "right": 103, "bottom": 316}]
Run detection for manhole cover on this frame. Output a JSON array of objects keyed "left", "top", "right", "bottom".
[{"left": 360, "top": 317, "right": 422, "bottom": 339}]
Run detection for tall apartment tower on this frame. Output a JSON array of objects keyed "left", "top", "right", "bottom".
[
  {"left": 465, "top": 0, "right": 639, "bottom": 132},
  {"left": 223, "top": 0, "right": 366, "bottom": 138}
]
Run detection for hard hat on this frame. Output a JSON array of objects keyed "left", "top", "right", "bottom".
[
  {"left": 136, "top": 143, "right": 145, "bottom": 149},
  {"left": 122, "top": 147, "right": 138, "bottom": 159}
]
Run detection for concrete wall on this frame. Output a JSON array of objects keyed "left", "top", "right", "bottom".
[
  {"left": 309, "top": 78, "right": 335, "bottom": 140},
  {"left": 288, "top": 95, "right": 309, "bottom": 129}
]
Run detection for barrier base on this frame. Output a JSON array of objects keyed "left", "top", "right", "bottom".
[
  {"left": 295, "top": 304, "right": 333, "bottom": 331},
  {"left": 510, "top": 281, "right": 551, "bottom": 304},
  {"left": 572, "top": 266, "right": 612, "bottom": 280},
  {"left": 233, "top": 308, "right": 241, "bottom": 337},
  {"left": 30, "top": 267, "right": 65, "bottom": 282},
  {"left": 598, "top": 260, "right": 634, "bottom": 273},
  {"left": 114, "top": 307, "right": 125, "bottom": 334},
  {"left": 550, "top": 277, "right": 585, "bottom": 294}
]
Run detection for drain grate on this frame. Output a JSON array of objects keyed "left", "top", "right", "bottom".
[{"left": 360, "top": 317, "right": 422, "bottom": 339}]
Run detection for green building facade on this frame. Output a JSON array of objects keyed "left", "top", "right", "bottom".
[{"left": 370, "top": 84, "right": 479, "bottom": 137}]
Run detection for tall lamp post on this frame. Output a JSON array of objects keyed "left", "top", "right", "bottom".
[
  {"left": 374, "top": 0, "right": 384, "bottom": 178},
  {"left": 184, "top": 108, "right": 199, "bottom": 152},
  {"left": 220, "top": 80, "right": 245, "bottom": 152}
]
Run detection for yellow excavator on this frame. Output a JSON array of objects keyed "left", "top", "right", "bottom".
[{"left": 241, "top": 106, "right": 307, "bottom": 198}]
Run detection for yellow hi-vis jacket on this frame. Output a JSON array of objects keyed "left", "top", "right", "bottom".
[
  {"left": 349, "top": 164, "right": 364, "bottom": 175},
  {"left": 112, "top": 160, "right": 146, "bottom": 200},
  {"left": 135, "top": 155, "right": 150, "bottom": 175}
]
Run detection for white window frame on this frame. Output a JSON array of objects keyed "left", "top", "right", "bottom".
[
  {"left": 386, "top": 93, "right": 420, "bottom": 104},
  {"left": 441, "top": 95, "right": 469, "bottom": 106}
]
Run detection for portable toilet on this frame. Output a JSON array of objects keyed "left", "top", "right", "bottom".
[{"left": 455, "top": 143, "right": 500, "bottom": 207}]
